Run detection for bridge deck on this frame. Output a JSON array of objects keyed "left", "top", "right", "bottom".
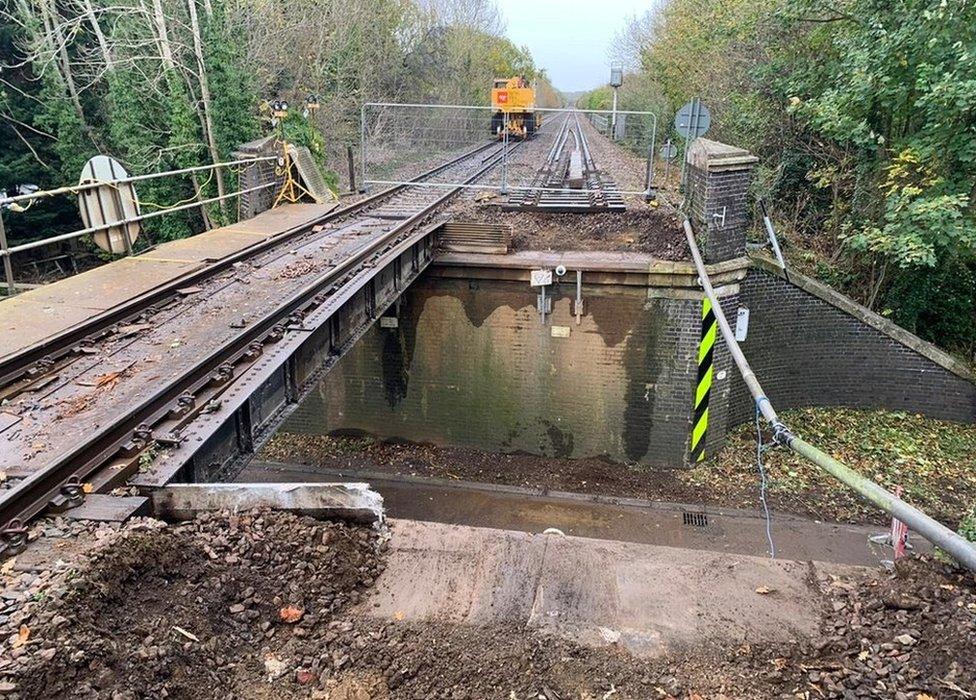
[
  {"left": 0, "top": 201, "right": 420, "bottom": 482},
  {"left": 0, "top": 204, "right": 336, "bottom": 356}
]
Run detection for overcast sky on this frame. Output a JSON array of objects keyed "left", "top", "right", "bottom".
[{"left": 495, "top": 0, "right": 650, "bottom": 93}]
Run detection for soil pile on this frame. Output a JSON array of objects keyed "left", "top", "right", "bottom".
[
  {"left": 445, "top": 206, "right": 686, "bottom": 257},
  {"left": 3, "top": 509, "right": 974, "bottom": 699},
  {"left": 5, "top": 510, "right": 383, "bottom": 699},
  {"left": 785, "top": 555, "right": 976, "bottom": 698}
]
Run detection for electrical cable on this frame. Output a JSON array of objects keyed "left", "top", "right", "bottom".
[{"left": 755, "top": 398, "right": 776, "bottom": 558}]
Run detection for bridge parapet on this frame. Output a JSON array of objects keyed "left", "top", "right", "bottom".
[{"left": 686, "top": 139, "right": 758, "bottom": 264}]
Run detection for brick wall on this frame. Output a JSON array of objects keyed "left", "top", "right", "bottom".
[
  {"left": 282, "top": 277, "right": 705, "bottom": 467},
  {"left": 729, "top": 267, "right": 976, "bottom": 424},
  {"left": 238, "top": 159, "right": 279, "bottom": 219},
  {"left": 685, "top": 139, "right": 757, "bottom": 263}
]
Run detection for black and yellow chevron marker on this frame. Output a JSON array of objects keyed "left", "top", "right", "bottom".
[{"left": 690, "top": 297, "right": 717, "bottom": 462}]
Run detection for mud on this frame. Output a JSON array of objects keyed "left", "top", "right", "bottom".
[
  {"left": 444, "top": 203, "right": 687, "bottom": 257},
  {"left": 257, "top": 434, "right": 869, "bottom": 526},
  {"left": 1, "top": 510, "right": 973, "bottom": 698}
]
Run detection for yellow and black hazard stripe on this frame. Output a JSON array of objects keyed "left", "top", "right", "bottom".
[{"left": 690, "top": 297, "right": 717, "bottom": 462}]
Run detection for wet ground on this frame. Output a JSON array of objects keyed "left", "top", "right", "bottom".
[{"left": 240, "top": 459, "right": 903, "bottom": 567}]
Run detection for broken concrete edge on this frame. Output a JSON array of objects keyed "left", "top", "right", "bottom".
[
  {"left": 150, "top": 482, "right": 385, "bottom": 525},
  {"left": 433, "top": 251, "right": 751, "bottom": 290},
  {"left": 749, "top": 254, "right": 976, "bottom": 384}
]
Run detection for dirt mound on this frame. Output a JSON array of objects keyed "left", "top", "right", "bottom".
[
  {"left": 7, "top": 510, "right": 383, "bottom": 699},
  {"left": 4, "top": 507, "right": 973, "bottom": 699},
  {"left": 447, "top": 204, "right": 686, "bottom": 258},
  {"left": 314, "top": 619, "right": 776, "bottom": 699},
  {"left": 780, "top": 555, "right": 976, "bottom": 698}
]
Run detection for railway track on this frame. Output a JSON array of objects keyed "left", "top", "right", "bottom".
[
  {"left": 0, "top": 140, "right": 514, "bottom": 554},
  {"left": 505, "top": 111, "right": 625, "bottom": 213}
]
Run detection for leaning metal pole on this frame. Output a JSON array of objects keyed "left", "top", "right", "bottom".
[{"left": 683, "top": 218, "right": 976, "bottom": 573}]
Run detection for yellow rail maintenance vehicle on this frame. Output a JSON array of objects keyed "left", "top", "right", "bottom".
[{"left": 490, "top": 76, "right": 540, "bottom": 139}]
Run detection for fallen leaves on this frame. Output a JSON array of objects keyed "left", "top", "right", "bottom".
[
  {"left": 278, "top": 606, "right": 304, "bottom": 623},
  {"left": 682, "top": 407, "right": 976, "bottom": 526},
  {"left": 11, "top": 624, "right": 29, "bottom": 648}
]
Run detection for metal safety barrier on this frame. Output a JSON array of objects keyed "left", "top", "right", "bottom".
[
  {"left": 0, "top": 156, "right": 276, "bottom": 295},
  {"left": 359, "top": 103, "right": 658, "bottom": 198}
]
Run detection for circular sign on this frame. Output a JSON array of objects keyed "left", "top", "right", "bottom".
[
  {"left": 77, "top": 155, "right": 141, "bottom": 254},
  {"left": 674, "top": 100, "right": 711, "bottom": 139},
  {"left": 660, "top": 142, "right": 679, "bottom": 160}
]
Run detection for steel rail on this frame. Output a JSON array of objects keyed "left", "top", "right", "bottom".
[
  {"left": 573, "top": 112, "right": 597, "bottom": 173},
  {"left": 0, "top": 140, "right": 500, "bottom": 392},
  {"left": 0, "top": 142, "right": 514, "bottom": 550},
  {"left": 683, "top": 218, "right": 976, "bottom": 573}
]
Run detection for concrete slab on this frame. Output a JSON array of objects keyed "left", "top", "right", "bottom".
[
  {"left": 152, "top": 482, "right": 384, "bottom": 523},
  {"left": 366, "top": 521, "right": 544, "bottom": 623},
  {"left": 365, "top": 519, "right": 839, "bottom": 657},
  {"left": 530, "top": 534, "right": 817, "bottom": 655}
]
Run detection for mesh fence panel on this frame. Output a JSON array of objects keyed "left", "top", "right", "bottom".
[{"left": 361, "top": 104, "right": 658, "bottom": 195}]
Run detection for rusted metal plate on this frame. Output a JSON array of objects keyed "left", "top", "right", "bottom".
[
  {"left": 438, "top": 221, "right": 511, "bottom": 255},
  {"left": 230, "top": 202, "right": 338, "bottom": 235},
  {"left": 142, "top": 228, "right": 269, "bottom": 263},
  {"left": 0, "top": 298, "right": 104, "bottom": 357},
  {"left": 62, "top": 493, "right": 149, "bottom": 522}
]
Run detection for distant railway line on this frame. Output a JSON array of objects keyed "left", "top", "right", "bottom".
[{"left": 504, "top": 111, "right": 625, "bottom": 213}]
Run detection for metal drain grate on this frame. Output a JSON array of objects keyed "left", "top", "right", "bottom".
[{"left": 682, "top": 511, "right": 708, "bottom": 527}]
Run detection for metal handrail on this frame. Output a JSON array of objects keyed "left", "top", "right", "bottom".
[
  {"left": 0, "top": 156, "right": 275, "bottom": 207},
  {"left": 5, "top": 182, "right": 275, "bottom": 256},
  {"left": 683, "top": 218, "right": 976, "bottom": 573},
  {"left": 0, "top": 155, "right": 277, "bottom": 295}
]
